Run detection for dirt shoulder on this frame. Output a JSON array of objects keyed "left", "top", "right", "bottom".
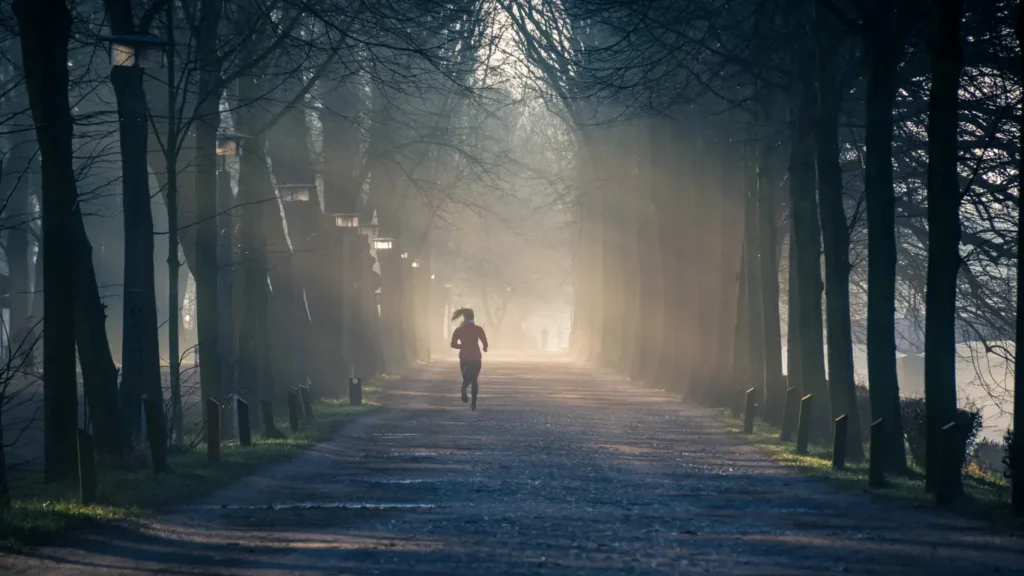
[{"left": 0, "top": 388, "right": 383, "bottom": 550}]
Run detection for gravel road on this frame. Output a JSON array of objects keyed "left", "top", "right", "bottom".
[{"left": 3, "top": 356, "right": 1023, "bottom": 575}]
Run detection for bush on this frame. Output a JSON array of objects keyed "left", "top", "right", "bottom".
[
  {"left": 899, "top": 397, "right": 982, "bottom": 471},
  {"left": 972, "top": 438, "right": 1005, "bottom": 475},
  {"left": 901, "top": 398, "right": 928, "bottom": 465}
]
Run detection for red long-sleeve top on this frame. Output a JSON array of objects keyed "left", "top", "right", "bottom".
[{"left": 451, "top": 323, "right": 488, "bottom": 361}]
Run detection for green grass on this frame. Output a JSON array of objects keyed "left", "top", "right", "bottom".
[
  {"left": 723, "top": 413, "right": 1021, "bottom": 531},
  {"left": 0, "top": 384, "right": 383, "bottom": 548}
]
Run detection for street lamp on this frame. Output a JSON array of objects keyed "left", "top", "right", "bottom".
[
  {"left": 373, "top": 237, "right": 394, "bottom": 251},
  {"left": 101, "top": 32, "right": 172, "bottom": 441},
  {"left": 277, "top": 183, "right": 313, "bottom": 203},
  {"left": 411, "top": 260, "right": 420, "bottom": 268},
  {"left": 100, "top": 34, "right": 169, "bottom": 68},
  {"left": 400, "top": 252, "right": 409, "bottom": 259},
  {"left": 333, "top": 213, "right": 359, "bottom": 228},
  {"left": 215, "top": 133, "right": 248, "bottom": 170}
]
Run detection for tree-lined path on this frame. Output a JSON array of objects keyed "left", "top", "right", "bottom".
[{"left": 4, "top": 357, "right": 1023, "bottom": 574}]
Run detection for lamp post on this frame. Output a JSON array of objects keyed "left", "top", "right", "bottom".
[
  {"left": 101, "top": 34, "right": 168, "bottom": 68},
  {"left": 275, "top": 182, "right": 316, "bottom": 388},
  {"left": 102, "top": 33, "right": 170, "bottom": 442},
  {"left": 330, "top": 212, "right": 360, "bottom": 378},
  {"left": 215, "top": 134, "right": 246, "bottom": 421},
  {"left": 405, "top": 257, "right": 430, "bottom": 361},
  {"left": 443, "top": 283, "right": 453, "bottom": 341},
  {"left": 372, "top": 237, "right": 404, "bottom": 370}
]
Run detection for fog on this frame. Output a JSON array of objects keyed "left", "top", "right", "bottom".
[{"left": 0, "top": 0, "right": 1019, "bottom": 485}]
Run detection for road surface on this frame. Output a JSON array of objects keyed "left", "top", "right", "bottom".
[{"left": 4, "top": 356, "right": 1023, "bottom": 574}]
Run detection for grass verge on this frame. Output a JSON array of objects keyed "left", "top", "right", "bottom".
[
  {"left": 0, "top": 384, "right": 383, "bottom": 548},
  {"left": 724, "top": 414, "right": 1021, "bottom": 532}
]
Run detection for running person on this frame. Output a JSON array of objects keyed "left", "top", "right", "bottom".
[{"left": 450, "top": 308, "right": 488, "bottom": 411}]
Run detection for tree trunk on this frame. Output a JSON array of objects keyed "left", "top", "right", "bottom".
[
  {"left": 645, "top": 119, "right": 676, "bottom": 386},
  {"left": 267, "top": 95, "right": 325, "bottom": 387},
  {"left": 758, "top": 117, "right": 786, "bottom": 425},
  {"left": 743, "top": 133, "right": 765, "bottom": 405},
  {"left": 713, "top": 139, "right": 745, "bottom": 396},
  {"left": 15, "top": 0, "right": 78, "bottom": 481},
  {"left": 923, "top": 0, "right": 965, "bottom": 500},
  {"left": 71, "top": 204, "right": 127, "bottom": 459},
  {"left": 321, "top": 82, "right": 364, "bottom": 377},
  {"left": 670, "top": 120, "right": 696, "bottom": 394},
  {"left": 782, "top": 32, "right": 831, "bottom": 438},
  {"left": 734, "top": 246, "right": 752, "bottom": 391},
  {"left": 599, "top": 132, "right": 624, "bottom": 369},
  {"left": 786, "top": 217, "right": 802, "bottom": 396},
  {"left": 164, "top": 0, "right": 184, "bottom": 447},
  {"left": 619, "top": 123, "right": 642, "bottom": 377},
  {"left": 111, "top": 65, "right": 162, "bottom": 440},
  {"left": 635, "top": 119, "right": 662, "bottom": 384},
  {"left": 864, "top": 21, "right": 909, "bottom": 473},
  {"left": 235, "top": 132, "right": 274, "bottom": 414},
  {"left": 1012, "top": 0, "right": 1024, "bottom": 516},
  {"left": 691, "top": 131, "right": 724, "bottom": 398},
  {"left": 216, "top": 165, "right": 237, "bottom": 420},
  {"left": 789, "top": 46, "right": 831, "bottom": 441},
  {"left": 580, "top": 139, "right": 606, "bottom": 363},
  {"left": 816, "top": 14, "right": 865, "bottom": 461},
  {"left": 194, "top": 0, "right": 226, "bottom": 411}
]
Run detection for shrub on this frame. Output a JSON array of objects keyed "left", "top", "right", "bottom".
[
  {"left": 899, "top": 397, "right": 982, "bottom": 471},
  {"left": 972, "top": 438, "right": 1005, "bottom": 475},
  {"left": 901, "top": 397, "right": 928, "bottom": 466}
]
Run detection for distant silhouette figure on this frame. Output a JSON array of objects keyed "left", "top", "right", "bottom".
[
  {"left": 540, "top": 326, "right": 549, "bottom": 349},
  {"left": 450, "top": 308, "right": 488, "bottom": 411}
]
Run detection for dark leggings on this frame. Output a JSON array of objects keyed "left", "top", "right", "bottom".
[{"left": 460, "top": 360, "right": 482, "bottom": 401}]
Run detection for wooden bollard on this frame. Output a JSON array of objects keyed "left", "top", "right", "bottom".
[
  {"left": 237, "top": 398, "right": 252, "bottom": 447},
  {"left": 742, "top": 388, "right": 757, "bottom": 434},
  {"left": 143, "top": 397, "right": 169, "bottom": 473},
  {"left": 298, "top": 385, "right": 314, "bottom": 422},
  {"left": 287, "top": 389, "right": 301, "bottom": 433},
  {"left": 936, "top": 421, "right": 958, "bottom": 506},
  {"left": 795, "top": 394, "right": 813, "bottom": 455},
  {"left": 869, "top": 418, "right": 886, "bottom": 488},
  {"left": 207, "top": 398, "right": 221, "bottom": 463},
  {"left": 832, "top": 415, "right": 848, "bottom": 470},
  {"left": 780, "top": 386, "right": 798, "bottom": 442},
  {"left": 260, "top": 400, "right": 283, "bottom": 439},
  {"left": 349, "top": 377, "right": 362, "bottom": 406},
  {"left": 76, "top": 429, "right": 97, "bottom": 505}
]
